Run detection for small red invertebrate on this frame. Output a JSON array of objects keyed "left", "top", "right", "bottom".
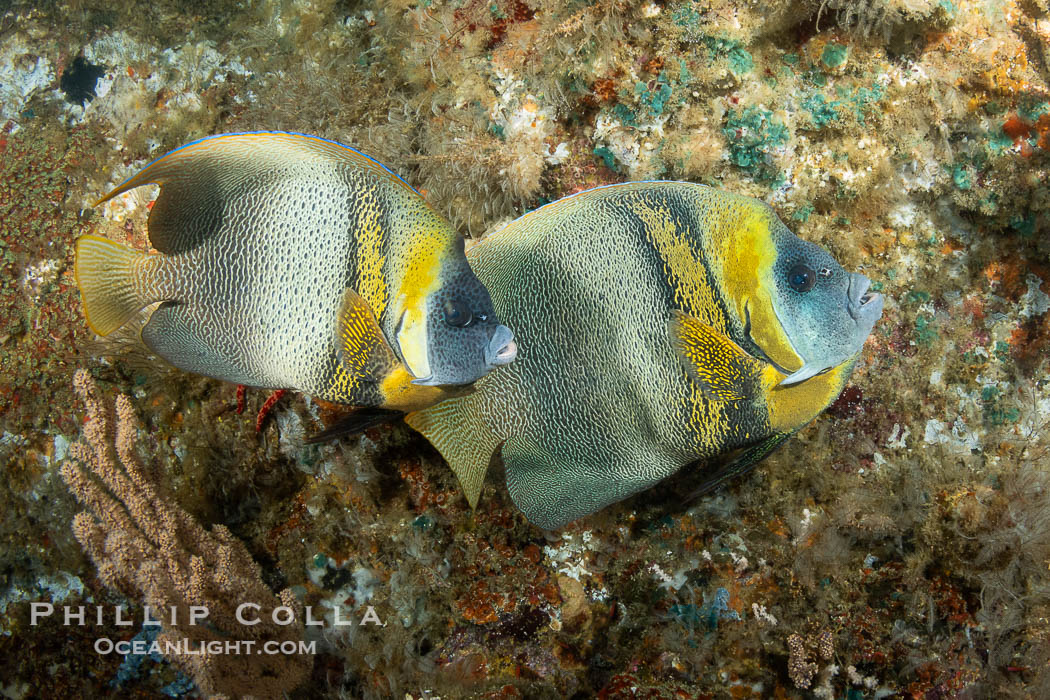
[{"left": 256, "top": 389, "right": 287, "bottom": 432}]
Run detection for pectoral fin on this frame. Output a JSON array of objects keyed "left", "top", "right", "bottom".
[
  {"left": 336, "top": 288, "right": 398, "bottom": 383},
  {"left": 668, "top": 310, "right": 767, "bottom": 402}
]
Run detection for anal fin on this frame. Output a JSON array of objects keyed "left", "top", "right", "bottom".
[
  {"left": 405, "top": 398, "right": 502, "bottom": 509},
  {"left": 143, "top": 303, "right": 260, "bottom": 386}
]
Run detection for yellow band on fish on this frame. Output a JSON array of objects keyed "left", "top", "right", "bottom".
[{"left": 720, "top": 211, "right": 802, "bottom": 373}]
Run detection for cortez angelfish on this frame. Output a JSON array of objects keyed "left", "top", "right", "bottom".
[
  {"left": 407, "top": 182, "right": 882, "bottom": 529},
  {"left": 75, "top": 132, "right": 516, "bottom": 411}
]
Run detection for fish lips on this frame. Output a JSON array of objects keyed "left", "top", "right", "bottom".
[
  {"left": 485, "top": 324, "right": 517, "bottom": 367},
  {"left": 847, "top": 272, "right": 884, "bottom": 325}
]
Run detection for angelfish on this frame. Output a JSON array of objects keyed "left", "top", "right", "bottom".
[
  {"left": 406, "top": 182, "right": 883, "bottom": 529},
  {"left": 75, "top": 132, "right": 517, "bottom": 411}
]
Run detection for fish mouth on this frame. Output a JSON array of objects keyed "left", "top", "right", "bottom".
[
  {"left": 490, "top": 339, "right": 518, "bottom": 366},
  {"left": 847, "top": 273, "right": 883, "bottom": 322},
  {"left": 485, "top": 325, "right": 517, "bottom": 368},
  {"left": 411, "top": 326, "right": 517, "bottom": 387}
]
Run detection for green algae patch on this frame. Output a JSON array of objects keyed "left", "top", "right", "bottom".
[
  {"left": 952, "top": 164, "right": 973, "bottom": 190},
  {"left": 803, "top": 93, "right": 842, "bottom": 128},
  {"left": 1018, "top": 99, "right": 1049, "bottom": 123},
  {"left": 594, "top": 146, "right": 618, "bottom": 172},
  {"left": 821, "top": 43, "right": 848, "bottom": 70},
  {"left": 728, "top": 46, "right": 754, "bottom": 76},
  {"left": 792, "top": 203, "right": 815, "bottom": 222},
  {"left": 723, "top": 105, "right": 789, "bottom": 184}
]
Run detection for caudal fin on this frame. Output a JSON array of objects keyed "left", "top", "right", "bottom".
[{"left": 74, "top": 235, "right": 152, "bottom": 336}]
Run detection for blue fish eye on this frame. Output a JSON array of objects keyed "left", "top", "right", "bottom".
[
  {"left": 444, "top": 299, "right": 473, "bottom": 327},
  {"left": 787, "top": 264, "right": 816, "bottom": 292}
]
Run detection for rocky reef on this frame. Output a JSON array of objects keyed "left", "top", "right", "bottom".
[{"left": 0, "top": 0, "right": 1048, "bottom": 697}]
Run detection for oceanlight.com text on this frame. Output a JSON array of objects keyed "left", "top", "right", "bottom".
[{"left": 94, "top": 637, "right": 318, "bottom": 656}]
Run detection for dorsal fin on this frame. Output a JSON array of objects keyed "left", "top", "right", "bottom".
[{"left": 95, "top": 132, "right": 419, "bottom": 255}]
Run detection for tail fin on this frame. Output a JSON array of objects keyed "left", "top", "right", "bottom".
[{"left": 74, "top": 235, "right": 152, "bottom": 336}]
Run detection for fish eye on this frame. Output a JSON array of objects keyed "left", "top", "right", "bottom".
[
  {"left": 443, "top": 298, "right": 473, "bottom": 327},
  {"left": 787, "top": 264, "right": 816, "bottom": 292}
]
